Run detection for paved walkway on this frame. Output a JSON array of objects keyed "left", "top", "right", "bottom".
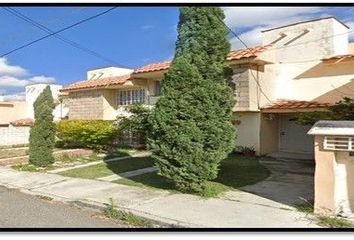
[
  {"left": 97, "top": 167, "right": 157, "bottom": 182},
  {"left": 0, "top": 166, "right": 320, "bottom": 228}
]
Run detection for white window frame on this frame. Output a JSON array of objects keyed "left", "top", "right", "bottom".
[{"left": 117, "top": 89, "right": 146, "bottom": 106}]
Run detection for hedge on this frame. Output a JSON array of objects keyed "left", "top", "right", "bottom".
[{"left": 56, "top": 120, "right": 119, "bottom": 150}]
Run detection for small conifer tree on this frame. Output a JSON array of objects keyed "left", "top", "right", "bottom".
[{"left": 29, "top": 86, "right": 56, "bottom": 167}]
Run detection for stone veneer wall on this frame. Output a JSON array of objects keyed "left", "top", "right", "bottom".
[
  {"left": 232, "top": 66, "right": 250, "bottom": 109},
  {"left": 0, "top": 126, "right": 30, "bottom": 146},
  {"left": 67, "top": 90, "right": 105, "bottom": 120}
]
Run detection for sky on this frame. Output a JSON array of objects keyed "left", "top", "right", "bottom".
[{"left": 1, "top": 6, "right": 354, "bottom": 100}]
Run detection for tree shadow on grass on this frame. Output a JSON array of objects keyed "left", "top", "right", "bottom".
[
  {"left": 214, "top": 153, "right": 271, "bottom": 189},
  {"left": 112, "top": 153, "right": 271, "bottom": 193},
  {"left": 104, "top": 156, "right": 155, "bottom": 176},
  {"left": 115, "top": 171, "right": 176, "bottom": 191}
]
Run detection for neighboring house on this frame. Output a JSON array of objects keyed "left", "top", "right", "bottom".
[
  {"left": 25, "top": 84, "right": 67, "bottom": 121},
  {"left": 61, "top": 17, "right": 354, "bottom": 159},
  {"left": 0, "top": 84, "right": 67, "bottom": 146}
]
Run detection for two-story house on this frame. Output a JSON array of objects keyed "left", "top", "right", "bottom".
[{"left": 61, "top": 17, "right": 354, "bottom": 160}]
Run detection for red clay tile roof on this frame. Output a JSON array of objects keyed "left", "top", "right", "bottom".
[
  {"left": 227, "top": 45, "right": 270, "bottom": 61},
  {"left": 63, "top": 45, "right": 270, "bottom": 91},
  {"left": 262, "top": 100, "right": 330, "bottom": 111},
  {"left": 134, "top": 61, "right": 171, "bottom": 74},
  {"left": 134, "top": 45, "right": 270, "bottom": 74},
  {"left": 10, "top": 118, "right": 34, "bottom": 127},
  {"left": 61, "top": 74, "right": 131, "bottom": 92}
]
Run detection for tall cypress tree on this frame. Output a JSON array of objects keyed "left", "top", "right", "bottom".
[
  {"left": 29, "top": 86, "right": 56, "bottom": 167},
  {"left": 148, "top": 7, "right": 236, "bottom": 193}
]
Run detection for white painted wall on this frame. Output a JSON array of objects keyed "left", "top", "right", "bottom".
[
  {"left": 262, "top": 18, "right": 348, "bottom": 62},
  {"left": 0, "top": 126, "right": 30, "bottom": 146},
  {"left": 25, "top": 84, "right": 64, "bottom": 120},
  {"left": 234, "top": 112, "right": 261, "bottom": 154},
  {"left": 254, "top": 18, "right": 353, "bottom": 108},
  {"left": 87, "top": 67, "right": 133, "bottom": 80}
]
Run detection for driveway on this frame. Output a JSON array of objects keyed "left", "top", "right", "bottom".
[{"left": 241, "top": 158, "right": 315, "bottom": 206}]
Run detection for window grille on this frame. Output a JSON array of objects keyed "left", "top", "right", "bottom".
[
  {"left": 117, "top": 89, "right": 145, "bottom": 106},
  {"left": 324, "top": 136, "right": 354, "bottom": 151}
]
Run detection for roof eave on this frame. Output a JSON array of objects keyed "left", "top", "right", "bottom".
[{"left": 261, "top": 107, "right": 329, "bottom": 113}]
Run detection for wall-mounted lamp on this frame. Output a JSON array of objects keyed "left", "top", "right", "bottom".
[{"left": 264, "top": 114, "right": 275, "bottom": 121}]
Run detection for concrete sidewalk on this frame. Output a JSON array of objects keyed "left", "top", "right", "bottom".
[{"left": 0, "top": 166, "right": 320, "bottom": 228}]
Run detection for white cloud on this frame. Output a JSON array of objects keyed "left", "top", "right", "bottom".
[
  {"left": 223, "top": 7, "right": 328, "bottom": 49},
  {"left": 29, "top": 76, "right": 56, "bottom": 84},
  {"left": 0, "top": 58, "right": 28, "bottom": 77},
  {"left": 0, "top": 76, "right": 29, "bottom": 87},
  {"left": 0, "top": 58, "right": 56, "bottom": 89},
  {"left": 3, "top": 91, "right": 25, "bottom": 101},
  {"left": 224, "top": 7, "right": 324, "bottom": 29},
  {"left": 0, "top": 59, "right": 28, "bottom": 78}
]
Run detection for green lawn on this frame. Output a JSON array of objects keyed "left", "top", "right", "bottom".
[
  {"left": 114, "top": 153, "right": 271, "bottom": 197},
  {"left": 0, "top": 148, "right": 28, "bottom": 159},
  {"left": 59, "top": 156, "right": 154, "bottom": 179},
  {"left": 12, "top": 153, "right": 103, "bottom": 172},
  {"left": 57, "top": 152, "right": 270, "bottom": 198}
]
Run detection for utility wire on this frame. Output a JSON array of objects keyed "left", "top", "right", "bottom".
[
  {"left": 2, "top": 7, "right": 131, "bottom": 68},
  {"left": 218, "top": 16, "right": 311, "bottom": 114},
  {"left": 0, "top": 7, "right": 118, "bottom": 58},
  {"left": 217, "top": 17, "right": 275, "bottom": 106},
  {"left": 0, "top": 7, "right": 88, "bottom": 46}
]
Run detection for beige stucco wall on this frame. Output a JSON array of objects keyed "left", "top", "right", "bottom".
[
  {"left": 335, "top": 151, "right": 354, "bottom": 216},
  {"left": 253, "top": 18, "right": 352, "bottom": 108},
  {"left": 260, "top": 113, "right": 279, "bottom": 155},
  {"left": 233, "top": 112, "right": 261, "bottom": 154},
  {"left": 102, "top": 89, "right": 117, "bottom": 120},
  {"left": 262, "top": 18, "right": 348, "bottom": 63},
  {"left": 313, "top": 135, "right": 354, "bottom": 216},
  {"left": 0, "top": 101, "right": 27, "bottom": 124},
  {"left": 314, "top": 135, "right": 336, "bottom": 215}
]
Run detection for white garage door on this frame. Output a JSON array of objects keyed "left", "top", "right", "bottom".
[{"left": 279, "top": 114, "right": 314, "bottom": 154}]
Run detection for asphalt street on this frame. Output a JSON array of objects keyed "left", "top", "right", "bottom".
[{"left": 0, "top": 186, "right": 127, "bottom": 228}]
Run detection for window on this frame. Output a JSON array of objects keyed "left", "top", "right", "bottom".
[
  {"left": 154, "top": 81, "right": 162, "bottom": 96},
  {"left": 117, "top": 89, "right": 145, "bottom": 106}
]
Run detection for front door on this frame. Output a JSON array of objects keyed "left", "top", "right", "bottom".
[{"left": 279, "top": 114, "right": 314, "bottom": 154}]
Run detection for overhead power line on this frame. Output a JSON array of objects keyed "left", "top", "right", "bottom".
[
  {"left": 217, "top": 16, "right": 309, "bottom": 115},
  {"left": 217, "top": 17, "right": 274, "bottom": 106},
  {"left": 2, "top": 7, "right": 130, "bottom": 68},
  {"left": 218, "top": 17, "right": 332, "bottom": 115},
  {"left": 0, "top": 7, "right": 118, "bottom": 59}
]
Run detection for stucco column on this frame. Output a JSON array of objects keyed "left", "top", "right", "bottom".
[
  {"left": 314, "top": 135, "right": 337, "bottom": 215},
  {"left": 314, "top": 135, "right": 354, "bottom": 217}
]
